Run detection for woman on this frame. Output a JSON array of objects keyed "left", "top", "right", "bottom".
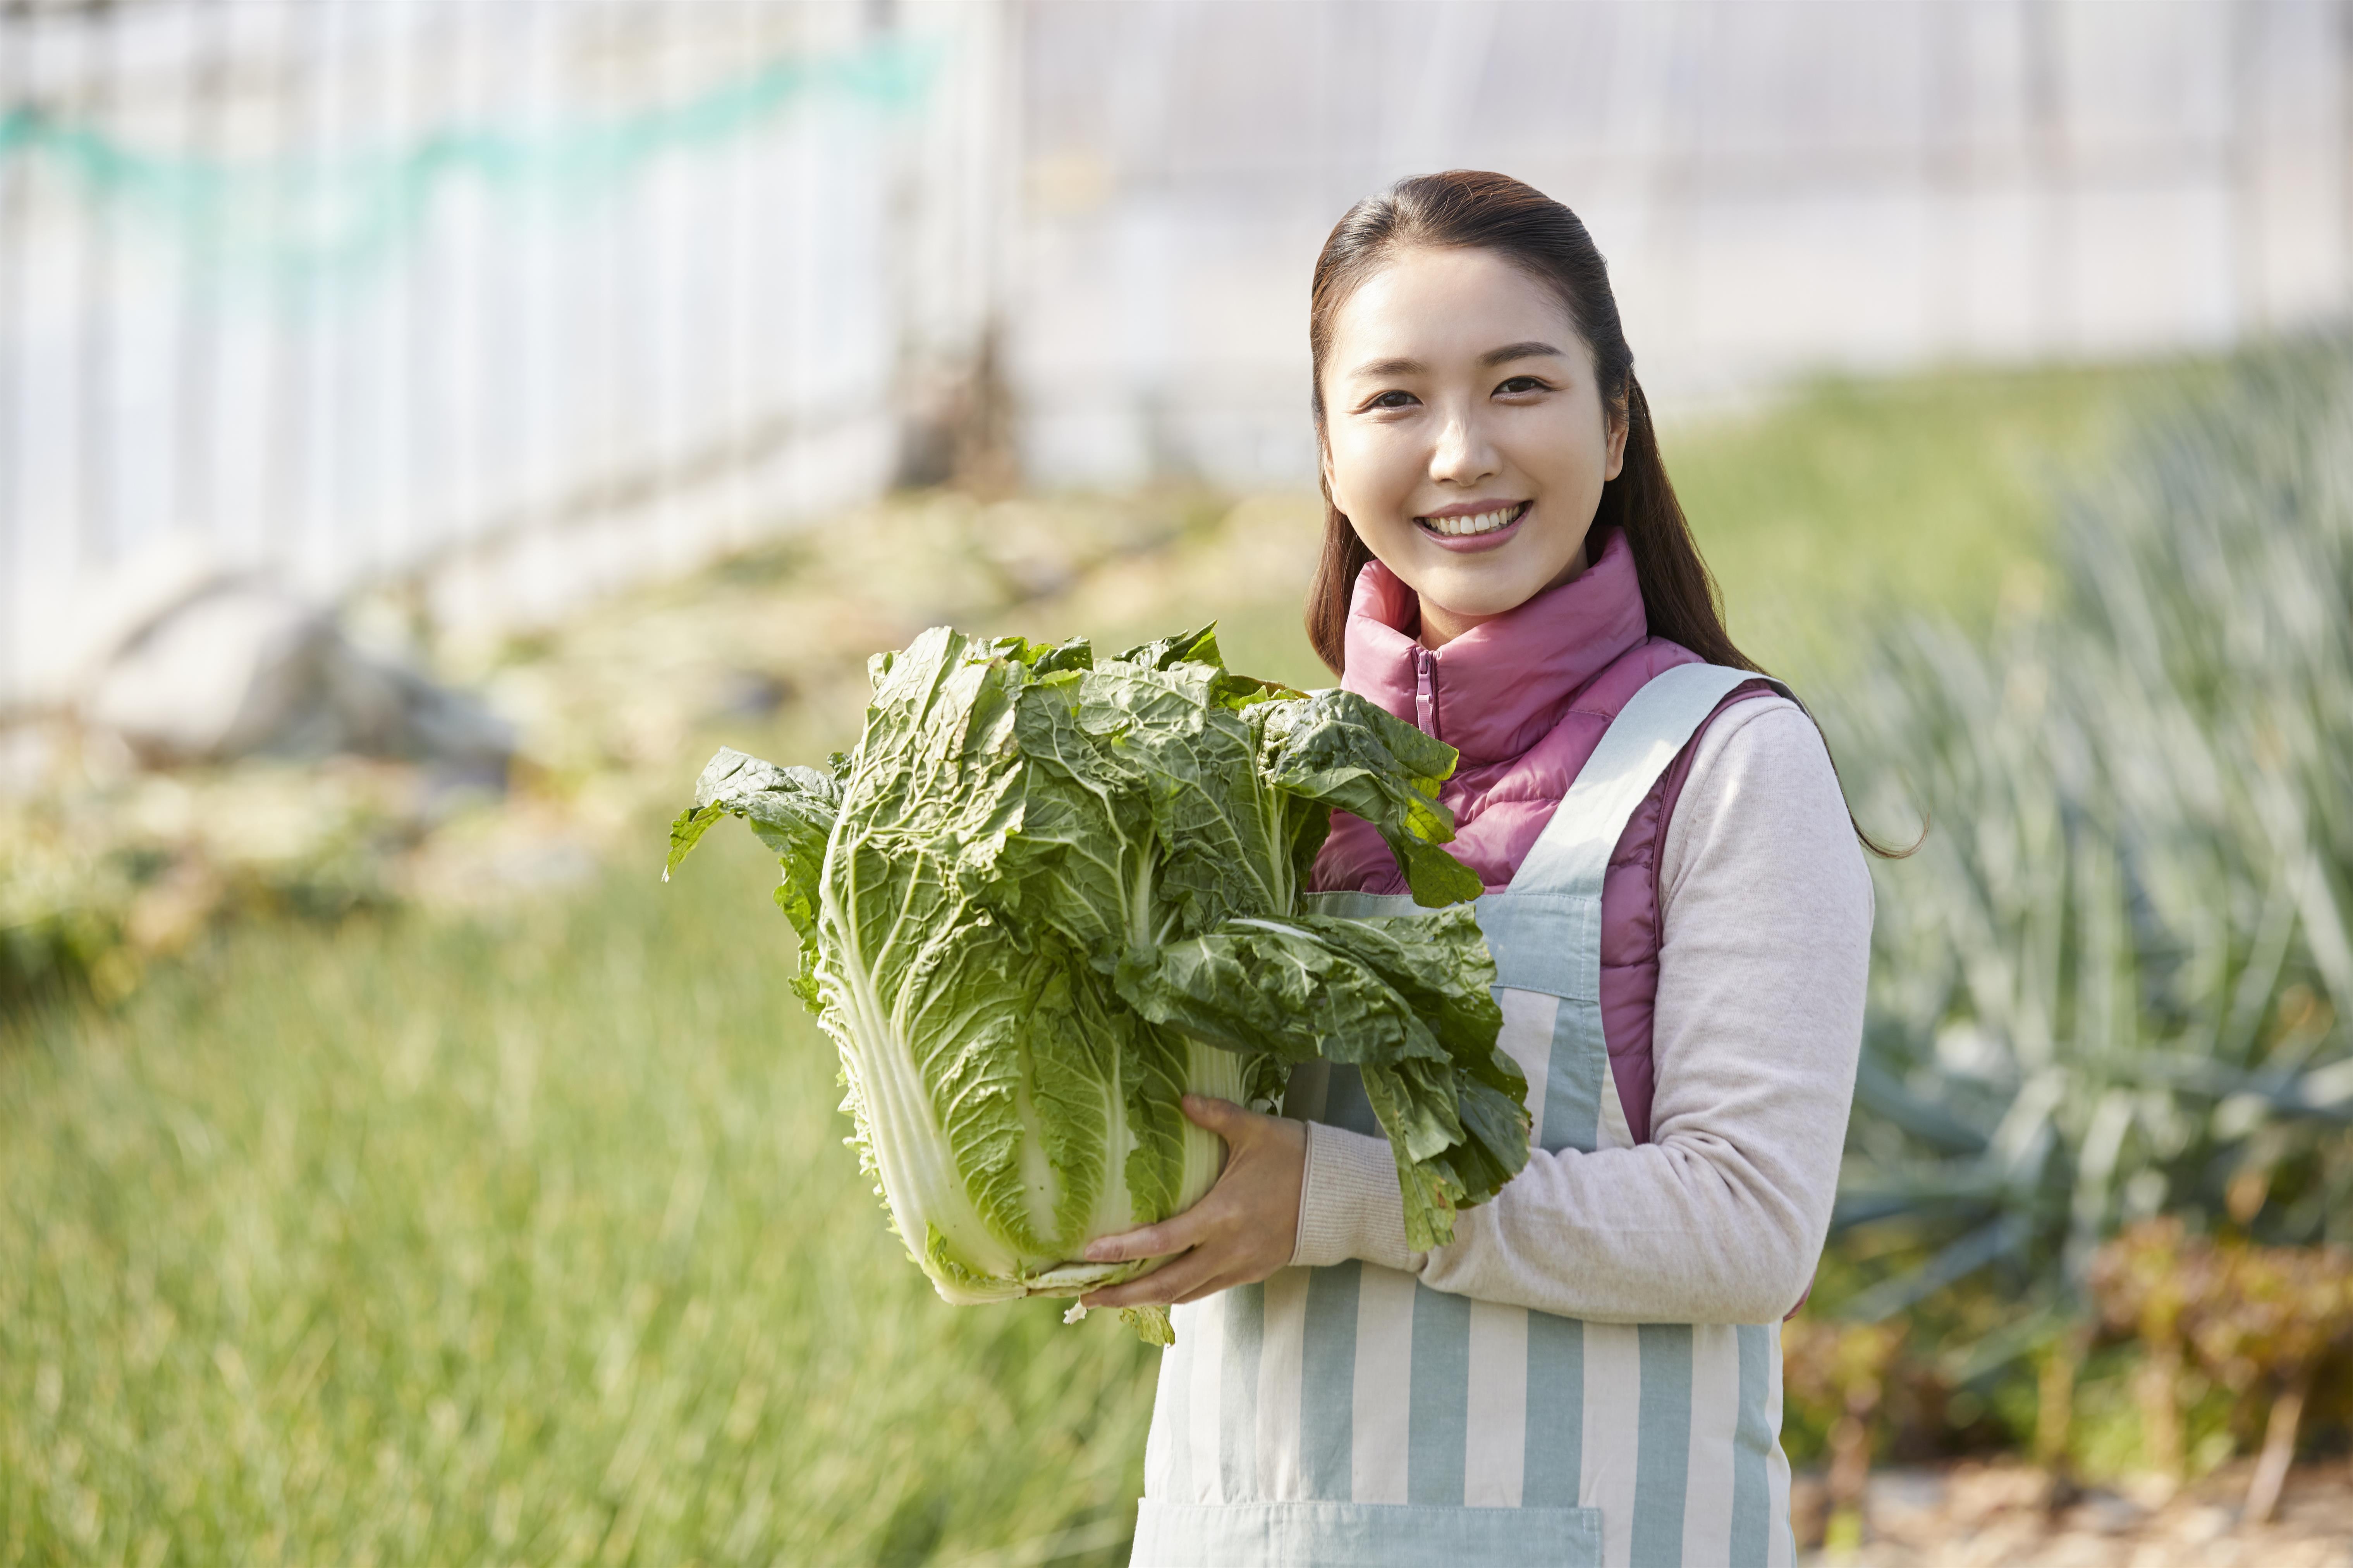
[{"left": 1079, "top": 171, "right": 1877, "bottom": 1567}]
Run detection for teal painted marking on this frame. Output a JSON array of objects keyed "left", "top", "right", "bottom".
[
  {"left": 1631, "top": 1324, "right": 1694, "bottom": 1566},
  {"left": 1521, "top": 1310, "right": 1586, "bottom": 1506},
  {"left": 1298, "top": 1262, "right": 1362, "bottom": 1500},
  {"left": 1405, "top": 1284, "right": 1471, "bottom": 1504},
  {"left": 0, "top": 38, "right": 938, "bottom": 277}
]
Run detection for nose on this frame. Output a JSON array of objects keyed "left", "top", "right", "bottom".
[{"left": 1429, "top": 404, "right": 1497, "bottom": 488}]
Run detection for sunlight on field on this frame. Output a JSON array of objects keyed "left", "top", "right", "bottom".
[
  {"left": 1669, "top": 362, "right": 2203, "bottom": 678},
  {"left": 1038, "top": 361, "right": 2188, "bottom": 698},
  {"left": 0, "top": 359, "right": 2193, "bottom": 1565},
  {"left": 0, "top": 828, "right": 1155, "bottom": 1566}
]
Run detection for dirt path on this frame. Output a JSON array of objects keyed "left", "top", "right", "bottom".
[{"left": 1804, "top": 1461, "right": 2353, "bottom": 1566}]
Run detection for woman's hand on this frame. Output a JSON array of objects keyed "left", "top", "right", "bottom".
[{"left": 1077, "top": 1095, "right": 1306, "bottom": 1310}]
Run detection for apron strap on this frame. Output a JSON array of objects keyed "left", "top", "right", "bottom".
[
  {"left": 1479, "top": 663, "right": 1789, "bottom": 1153},
  {"left": 1479, "top": 663, "right": 1786, "bottom": 1006},
  {"left": 1507, "top": 663, "right": 1786, "bottom": 902},
  {"left": 1297, "top": 665, "right": 1788, "bottom": 1154}
]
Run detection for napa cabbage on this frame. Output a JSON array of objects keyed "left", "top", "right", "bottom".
[{"left": 665, "top": 624, "right": 1528, "bottom": 1337}]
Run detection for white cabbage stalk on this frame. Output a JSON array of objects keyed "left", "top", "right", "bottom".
[{"left": 667, "top": 625, "right": 1526, "bottom": 1339}]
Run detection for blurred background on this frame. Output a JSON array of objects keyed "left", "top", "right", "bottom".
[{"left": 4, "top": 2, "right": 2352, "bottom": 1563}]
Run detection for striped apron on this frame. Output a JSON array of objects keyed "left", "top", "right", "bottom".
[{"left": 1131, "top": 663, "right": 1797, "bottom": 1568}]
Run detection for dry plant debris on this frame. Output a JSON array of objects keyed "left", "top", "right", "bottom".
[
  {"left": 1803, "top": 1458, "right": 2353, "bottom": 1566},
  {"left": 0, "top": 488, "right": 1320, "bottom": 1009}
]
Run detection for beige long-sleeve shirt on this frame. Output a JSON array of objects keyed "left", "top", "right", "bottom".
[{"left": 1286, "top": 696, "right": 1875, "bottom": 1326}]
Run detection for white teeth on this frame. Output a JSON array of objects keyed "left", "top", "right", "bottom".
[{"left": 1421, "top": 504, "right": 1521, "bottom": 536}]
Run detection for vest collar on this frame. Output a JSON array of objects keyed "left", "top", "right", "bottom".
[{"left": 1338, "top": 526, "right": 1649, "bottom": 766}]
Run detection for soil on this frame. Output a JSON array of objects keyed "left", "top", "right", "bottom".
[{"left": 1797, "top": 1459, "right": 2353, "bottom": 1566}]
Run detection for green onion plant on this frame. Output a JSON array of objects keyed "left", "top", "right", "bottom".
[{"left": 1827, "top": 339, "right": 2353, "bottom": 1348}]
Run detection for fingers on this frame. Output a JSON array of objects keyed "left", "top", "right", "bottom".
[
  {"left": 1073, "top": 1099, "right": 1303, "bottom": 1312},
  {"left": 1082, "top": 1100, "right": 1258, "bottom": 1262},
  {"left": 1081, "top": 1230, "right": 1153, "bottom": 1266},
  {"left": 1081, "top": 1251, "right": 1219, "bottom": 1310},
  {"left": 1180, "top": 1093, "right": 1249, "bottom": 1135},
  {"left": 1083, "top": 1204, "right": 1208, "bottom": 1264}
]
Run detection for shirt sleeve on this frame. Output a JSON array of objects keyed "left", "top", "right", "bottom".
[{"left": 1285, "top": 697, "right": 1874, "bottom": 1325}]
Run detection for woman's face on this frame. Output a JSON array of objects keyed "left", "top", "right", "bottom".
[{"left": 1318, "top": 245, "right": 1626, "bottom": 645}]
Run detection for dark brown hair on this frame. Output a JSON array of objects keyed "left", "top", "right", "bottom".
[
  {"left": 1305, "top": 170, "right": 1745, "bottom": 675},
  {"left": 1305, "top": 170, "right": 1912, "bottom": 857}
]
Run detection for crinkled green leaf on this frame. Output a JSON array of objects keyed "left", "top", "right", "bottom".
[
  {"left": 1114, "top": 622, "right": 1223, "bottom": 672},
  {"left": 1112, "top": 905, "right": 1526, "bottom": 1249},
  {"left": 1113, "top": 622, "right": 1301, "bottom": 712},
  {"left": 669, "top": 745, "right": 842, "bottom": 1006},
  {"left": 1253, "top": 690, "right": 1483, "bottom": 907},
  {"left": 665, "top": 802, "right": 726, "bottom": 876},
  {"left": 1122, "top": 1305, "right": 1176, "bottom": 1346},
  {"left": 667, "top": 622, "right": 1521, "bottom": 1332}
]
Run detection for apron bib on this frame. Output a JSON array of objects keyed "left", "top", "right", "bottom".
[{"left": 1131, "top": 664, "right": 1799, "bottom": 1568}]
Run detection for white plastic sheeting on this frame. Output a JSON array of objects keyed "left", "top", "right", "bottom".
[
  {"left": 1013, "top": 0, "right": 2353, "bottom": 488},
  {"left": 3, "top": 0, "right": 2347, "bottom": 706},
  {"left": 0, "top": 0, "right": 1004, "bottom": 707}
]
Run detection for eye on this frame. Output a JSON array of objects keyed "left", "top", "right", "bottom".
[
  {"left": 1363, "top": 390, "right": 1421, "bottom": 412},
  {"left": 1494, "top": 375, "right": 1552, "bottom": 397}
]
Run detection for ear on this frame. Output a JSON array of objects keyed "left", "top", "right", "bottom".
[
  {"left": 1318, "top": 436, "right": 1339, "bottom": 503},
  {"left": 1602, "top": 402, "right": 1629, "bottom": 483}
]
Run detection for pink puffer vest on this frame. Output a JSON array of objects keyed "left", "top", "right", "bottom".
[{"left": 1308, "top": 527, "right": 1772, "bottom": 1143}]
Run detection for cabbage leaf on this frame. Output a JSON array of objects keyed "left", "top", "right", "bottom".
[{"left": 667, "top": 623, "right": 1528, "bottom": 1329}]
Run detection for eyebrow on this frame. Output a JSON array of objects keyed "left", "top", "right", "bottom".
[
  {"left": 1479, "top": 340, "right": 1567, "bottom": 367},
  {"left": 1346, "top": 341, "right": 1568, "bottom": 379}
]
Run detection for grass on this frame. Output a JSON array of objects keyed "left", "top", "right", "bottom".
[
  {"left": 0, "top": 356, "right": 2207, "bottom": 1564},
  {"left": 0, "top": 821, "right": 1156, "bottom": 1566},
  {"left": 1808, "top": 340, "right": 2353, "bottom": 1477},
  {"left": 1035, "top": 359, "right": 2195, "bottom": 699},
  {"left": 1667, "top": 361, "right": 2207, "bottom": 676}
]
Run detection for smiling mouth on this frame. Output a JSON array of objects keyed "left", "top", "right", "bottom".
[{"left": 1415, "top": 501, "right": 1530, "bottom": 538}]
